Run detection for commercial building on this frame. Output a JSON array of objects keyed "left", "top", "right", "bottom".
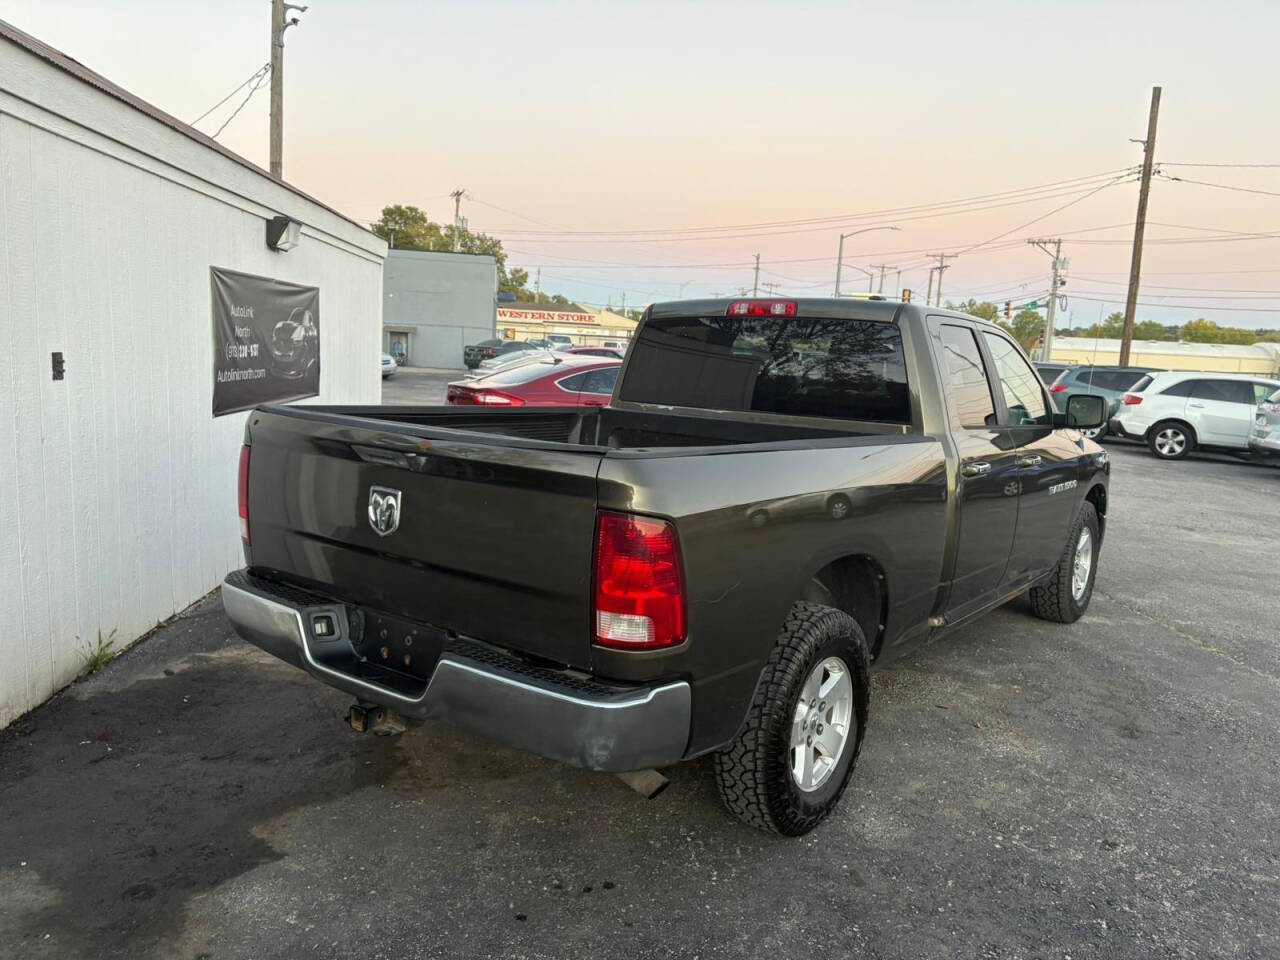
[
  {"left": 1049, "top": 338, "right": 1280, "bottom": 376},
  {"left": 0, "top": 21, "right": 385, "bottom": 725},
  {"left": 496, "top": 303, "right": 637, "bottom": 345},
  {"left": 382, "top": 249, "right": 497, "bottom": 368}
]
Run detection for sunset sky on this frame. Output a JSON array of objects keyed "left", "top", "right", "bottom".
[{"left": 8, "top": 0, "right": 1280, "bottom": 327}]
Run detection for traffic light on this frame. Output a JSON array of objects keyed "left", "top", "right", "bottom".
[
  {"left": 1004, "top": 301, "right": 1012, "bottom": 322},
  {"left": 902, "top": 288, "right": 912, "bottom": 303}
]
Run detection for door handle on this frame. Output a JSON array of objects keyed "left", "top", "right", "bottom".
[
  {"left": 1016, "top": 455, "right": 1042, "bottom": 468},
  {"left": 961, "top": 462, "right": 992, "bottom": 478},
  {"left": 1188, "top": 402, "right": 1205, "bottom": 409}
]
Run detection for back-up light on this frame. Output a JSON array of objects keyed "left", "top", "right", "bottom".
[
  {"left": 1049, "top": 383, "right": 1069, "bottom": 394},
  {"left": 594, "top": 511, "right": 687, "bottom": 650},
  {"left": 238, "top": 445, "right": 251, "bottom": 544},
  {"left": 1122, "top": 393, "right": 1143, "bottom": 405},
  {"left": 727, "top": 300, "right": 797, "bottom": 317}
]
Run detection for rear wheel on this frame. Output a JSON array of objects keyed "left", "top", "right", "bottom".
[
  {"left": 1029, "top": 502, "right": 1100, "bottom": 623},
  {"left": 1148, "top": 421, "right": 1194, "bottom": 460},
  {"left": 714, "top": 602, "right": 871, "bottom": 836}
]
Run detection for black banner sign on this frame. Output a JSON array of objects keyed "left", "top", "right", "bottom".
[{"left": 211, "top": 266, "right": 320, "bottom": 417}]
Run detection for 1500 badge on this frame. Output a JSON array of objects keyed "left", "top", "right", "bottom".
[{"left": 1048, "top": 480, "right": 1078, "bottom": 495}]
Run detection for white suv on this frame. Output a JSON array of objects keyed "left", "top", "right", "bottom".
[{"left": 1111, "top": 371, "right": 1280, "bottom": 460}]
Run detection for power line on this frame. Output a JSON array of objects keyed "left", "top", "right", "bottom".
[
  {"left": 1157, "top": 173, "right": 1280, "bottom": 199},
  {"left": 190, "top": 61, "right": 270, "bottom": 126},
  {"left": 479, "top": 168, "right": 1137, "bottom": 240},
  {"left": 1066, "top": 295, "right": 1280, "bottom": 313},
  {"left": 209, "top": 65, "right": 273, "bottom": 139},
  {"left": 1158, "top": 162, "right": 1280, "bottom": 169}
]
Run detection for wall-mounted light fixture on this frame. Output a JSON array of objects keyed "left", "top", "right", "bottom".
[{"left": 266, "top": 215, "right": 302, "bottom": 252}]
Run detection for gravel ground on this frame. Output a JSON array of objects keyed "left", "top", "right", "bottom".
[{"left": 1, "top": 443, "right": 1277, "bottom": 960}]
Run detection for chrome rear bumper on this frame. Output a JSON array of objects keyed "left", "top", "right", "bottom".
[{"left": 221, "top": 570, "right": 691, "bottom": 773}]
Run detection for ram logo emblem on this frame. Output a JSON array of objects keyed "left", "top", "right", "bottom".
[{"left": 368, "top": 486, "right": 402, "bottom": 536}]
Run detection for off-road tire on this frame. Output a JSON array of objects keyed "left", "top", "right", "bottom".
[
  {"left": 1029, "top": 502, "right": 1099, "bottom": 623},
  {"left": 1148, "top": 420, "right": 1194, "bottom": 460},
  {"left": 714, "top": 602, "right": 871, "bottom": 836}
]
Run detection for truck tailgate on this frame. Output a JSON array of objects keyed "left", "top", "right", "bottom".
[{"left": 244, "top": 409, "right": 603, "bottom": 669}]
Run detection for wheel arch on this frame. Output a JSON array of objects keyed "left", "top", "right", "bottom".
[
  {"left": 1084, "top": 482, "right": 1107, "bottom": 542},
  {"left": 798, "top": 553, "right": 889, "bottom": 659},
  {"left": 1147, "top": 417, "right": 1197, "bottom": 445}
]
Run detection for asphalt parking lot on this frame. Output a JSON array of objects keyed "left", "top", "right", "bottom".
[
  {"left": 380, "top": 366, "right": 460, "bottom": 405},
  {"left": 1, "top": 440, "right": 1277, "bottom": 960}
]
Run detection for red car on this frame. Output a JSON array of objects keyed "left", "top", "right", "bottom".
[{"left": 446, "top": 355, "right": 621, "bottom": 407}]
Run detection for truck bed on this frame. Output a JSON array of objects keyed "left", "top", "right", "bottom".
[{"left": 283, "top": 403, "right": 899, "bottom": 451}]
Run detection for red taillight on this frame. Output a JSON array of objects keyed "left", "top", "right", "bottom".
[
  {"left": 446, "top": 385, "right": 474, "bottom": 404},
  {"left": 483, "top": 347, "right": 498, "bottom": 357},
  {"left": 726, "top": 300, "right": 797, "bottom": 317},
  {"left": 1122, "top": 393, "right": 1143, "bottom": 405},
  {"left": 237, "top": 445, "right": 250, "bottom": 544},
  {"left": 593, "top": 511, "right": 686, "bottom": 650},
  {"left": 472, "top": 390, "right": 525, "bottom": 406},
  {"left": 1049, "top": 383, "right": 1069, "bottom": 393}
]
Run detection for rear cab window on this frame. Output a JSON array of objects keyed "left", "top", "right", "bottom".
[{"left": 619, "top": 313, "right": 911, "bottom": 424}]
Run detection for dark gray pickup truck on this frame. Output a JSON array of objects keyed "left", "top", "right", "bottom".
[{"left": 223, "top": 298, "right": 1109, "bottom": 835}]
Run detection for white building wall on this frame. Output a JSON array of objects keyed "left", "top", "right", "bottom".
[
  {"left": 383, "top": 250, "right": 497, "bottom": 368},
  {"left": 0, "top": 39, "right": 385, "bottom": 725}
]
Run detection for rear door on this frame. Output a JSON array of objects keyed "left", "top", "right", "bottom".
[
  {"left": 927, "top": 319, "right": 1020, "bottom": 616},
  {"left": 245, "top": 409, "right": 603, "bottom": 668},
  {"left": 980, "top": 330, "right": 1084, "bottom": 585},
  {"left": 1188, "top": 379, "right": 1255, "bottom": 445}
]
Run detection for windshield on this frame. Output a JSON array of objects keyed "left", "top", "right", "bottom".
[{"left": 620, "top": 314, "right": 910, "bottom": 423}]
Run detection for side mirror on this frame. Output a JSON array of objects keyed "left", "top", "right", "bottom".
[{"left": 1065, "top": 393, "right": 1107, "bottom": 429}]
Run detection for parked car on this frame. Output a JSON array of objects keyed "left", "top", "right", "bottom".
[
  {"left": 462, "top": 338, "right": 503, "bottom": 369},
  {"left": 473, "top": 341, "right": 544, "bottom": 373},
  {"left": 381, "top": 353, "right": 396, "bottom": 379},
  {"left": 1249, "top": 385, "right": 1280, "bottom": 460},
  {"left": 1034, "top": 362, "right": 1071, "bottom": 386},
  {"left": 1110, "top": 371, "right": 1280, "bottom": 460},
  {"left": 563, "top": 346, "right": 624, "bottom": 358},
  {"left": 464, "top": 339, "right": 537, "bottom": 370},
  {"left": 1047, "top": 365, "right": 1159, "bottom": 440},
  {"left": 546, "top": 333, "right": 574, "bottom": 349},
  {"left": 446, "top": 355, "right": 621, "bottom": 407},
  {"left": 222, "top": 298, "right": 1108, "bottom": 835},
  {"left": 601, "top": 339, "right": 626, "bottom": 350}
]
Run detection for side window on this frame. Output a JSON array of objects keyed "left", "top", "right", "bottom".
[
  {"left": 557, "top": 372, "right": 589, "bottom": 391},
  {"left": 581, "top": 367, "right": 619, "bottom": 395},
  {"left": 1160, "top": 379, "right": 1197, "bottom": 397},
  {"left": 937, "top": 325, "right": 997, "bottom": 428},
  {"left": 1193, "top": 379, "right": 1254, "bottom": 404},
  {"left": 1097, "top": 371, "right": 1140, "bottom": 391},
  {"left": 981, "top": 332, "right": 1050, "bottom": 426},
  {"left": 1252, "top": 382, "right": 1277, "bottom": 404}
]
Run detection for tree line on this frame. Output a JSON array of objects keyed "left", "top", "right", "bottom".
[{"left": 945, "top": 299, "right": 1280, "bottom": 352}]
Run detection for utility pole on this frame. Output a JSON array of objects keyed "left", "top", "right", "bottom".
[
  {"left": 620, "top": 291, "right": 626, "bottom": 318},
  {"left": 871, "top": 264, "right": 894, "bottom": 294},
  {"left": 268, "top": 1, "right": 305, "bottom": 178},
  {"left": 925, "top": 267, "right": 936, "bottom": 306},
  {"left": 269, "top": 0, "right": 283, "bottom": 177},
  {"left": 762, "top": 281, "right": 780, "bottom": 296},
  {"left": 449, "top": 189, "right": 467, "bottom": 250},
  {"left": 752, "top": 254, "right": 760, "bottom": 296},
  {"left": 534, "top": 267, "right": 541, "bottom": 303},
  {"left": 1120, "top": 86, "right": 1162, "bottom": 366},
  {"left": 1028, "top": 238, "right": 1064, "bottom": 361},
  {"left": 930, "top": 253, "right": 952, "bottom": 306}
]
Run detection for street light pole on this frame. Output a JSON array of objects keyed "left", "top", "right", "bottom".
[{"left": 834, "top": 226, "right": 899, "bottom": 297}]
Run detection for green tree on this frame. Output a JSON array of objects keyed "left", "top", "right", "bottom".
[
  {"left": 1257, "top": 329, "right": 1280, "bottom": 343},
  {"left": 946, "top": 299, "right": 1001, "bottom": 323},
  {"left": 371, "top": 205, "right": 531, "bottom": 297},
  {"left": 1132, "top": 319, "right": 1168, "bottom": 340},
  {"left": 1179, "top": 317, "right": 1257, "bottom": 345},
  {"left": 1000, "top": 309, "right": 1045, "bottom": 353}
]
